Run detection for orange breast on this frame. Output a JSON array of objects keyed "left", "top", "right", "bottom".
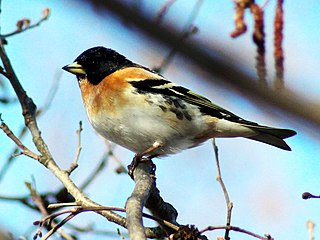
[
  {"left": 80, "top": 73, "right": 127, "bottom": 117},
  {"left": 79, "top": 67, "right": 160, "bottom": 117}
]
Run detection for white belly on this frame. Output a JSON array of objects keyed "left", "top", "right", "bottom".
[{"left": 88, "top": 98, "right": 209, "bottom": 156}]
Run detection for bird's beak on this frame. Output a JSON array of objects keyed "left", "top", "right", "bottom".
[{"left": 62, "top": 62, "right": 86, "bottom": 76}]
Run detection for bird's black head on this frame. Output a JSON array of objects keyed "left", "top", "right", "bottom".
[{"left": 63, "top": 46, "right": 135, "bottom": 85}]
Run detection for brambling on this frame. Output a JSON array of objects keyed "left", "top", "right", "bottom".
[{"left": 63, "top": 47, "right": 296, "bottom": 171}]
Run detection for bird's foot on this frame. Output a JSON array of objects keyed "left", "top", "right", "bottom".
[
  {"left": 127, "top": 142, "right": 161, "bottom": 178},
  {"left": 127, "top": 154, "right": 159, "bottom": 179}
]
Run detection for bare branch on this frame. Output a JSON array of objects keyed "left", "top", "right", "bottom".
[
  {"left": 145, "top": 177, "right": 179, "bottom": 235},
  {"left": 0, "top": 116, "right": 40, "bottom": 160},
  {"left": 126, "top": 161, "right": 155, "bottom": 240},
  {"left": 0, "top": 27, "right": 128, "bottom": 234},
  {"left": 200, "top": 225, "right": 274, "bottom": 240},
  {"left": 212, "top": 139, "right": 233, "bottom": 240},
  {"left": 25, "top": 181, "right": 75, "bottom": 240},
  {"left": 154, "top": 0, "right": 202, "bottom": 73},
  {"left": 34, "top": 205, "right": 176, "bottom": 239},
  {"left": 0, "top": 8, "right": 50, "bottom": 38},
  {"left": 65, "top": 121, "right": 83, "bottom": 175}
]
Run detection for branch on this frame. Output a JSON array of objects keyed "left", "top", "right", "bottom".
[
  {"left": 200, "top": 225, "right": 274, "bottom": 240},
  {"left": 65, "top": 121, "right": 83, "bottom": 175},
  {"left": 212, "top": 139, "right": 233, "bottom": 240},
  {"left": 145, "top": 175, "right": 179, "bottom": 235},
  {"left": 35, "top": 204, "right": 176, "bottom": 239},
  {"left": 25, "top": 181, "right": 75, "bottom": 240},
  {"left": 0, "top": 8, "right": 50, "bottom": 38},
  {"left": 126, "top": 161, "right": 155, "bottom": 240},
  {"left": 154, "top": 0, "right": 201, "bottom": 73},
  {"left": 0, "top": 28, "right": 128, "bottom": 235},
  {"left": 0, "top": 116, "right": 40, "bottom": 160}
]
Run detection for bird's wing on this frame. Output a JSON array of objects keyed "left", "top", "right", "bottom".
[{"left": 129, "top": 76, "right": 259, "bottom": 126}]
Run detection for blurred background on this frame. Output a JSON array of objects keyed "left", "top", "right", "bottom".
[{"left": 0, "top": 0, "right": 319, "bottom": 239}]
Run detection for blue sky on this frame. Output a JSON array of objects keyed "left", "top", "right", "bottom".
[{"left": 0, "top": 1, "right": 319, "bottom": 239}]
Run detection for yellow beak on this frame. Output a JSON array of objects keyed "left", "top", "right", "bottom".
[{"left": 62, "top": 62, "right": 86, "bottom": 75}]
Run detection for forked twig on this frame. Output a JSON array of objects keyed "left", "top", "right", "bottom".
[
  {"left": 0, "top": 115, "right": 40, "bottom": 160},
  {"left": 34, "top": 205, "right": 178, "bottom": 240},
  {"left": 25, "top": 181, "right": 75, "bottom": 240},
  {"left": 0, "top": 8, "right": 50, "bottom": 39}
]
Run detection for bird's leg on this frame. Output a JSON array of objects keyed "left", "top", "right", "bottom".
[{"left": 128, "top": 141, "right": 161, "bottom": 178}]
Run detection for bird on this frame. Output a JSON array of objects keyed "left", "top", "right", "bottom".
[{"left": 62, "top": 46, "right": 296, "bottom": 172}]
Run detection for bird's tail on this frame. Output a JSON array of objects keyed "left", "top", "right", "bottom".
[{"left": 245, "top": 125, "right": 297, "bottom": 151}]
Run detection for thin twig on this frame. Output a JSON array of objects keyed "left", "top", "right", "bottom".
[
  {"left": 200, "top": 225, "right": 273, "bottom": 240},
  {"left": 156, "top": 0, "right": 177, "bottom": 23},
  {"left": 48, "top": 202, "right": 79, "bottom": 209},
  {"left": 0, "top": 8, "right": 50, "bottom": 38},
  {"left": 117, "top": 228, "right": 126, "bottom": 240},
  {"left": 155, "top": 0, "right": 202, "bottom": 73},
  {"left": 0, "top": 116, "right": 40, "bottom": 160},
  {"left": 35, "top": 205, "right": 178, "bottom": 239},
  {"left": 212, "top": 139, "right": 233, "bottom": 240},
  {"left": 65, "top": 121, "right": 83, "bottom": 175},
  {"left": 42, "top": 213, "right": 77, "bottom": 240},
  {"left": 25, "top": 181, "right": 75, "bottom": 240}
]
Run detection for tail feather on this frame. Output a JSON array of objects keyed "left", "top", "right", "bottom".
[{"left": 245, "top": 126, "right": 297, "bottom": 151}]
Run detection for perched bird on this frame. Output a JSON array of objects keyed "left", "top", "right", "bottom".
[{"left": 63, "top": 46, "right": 296, "bottom": 165}]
